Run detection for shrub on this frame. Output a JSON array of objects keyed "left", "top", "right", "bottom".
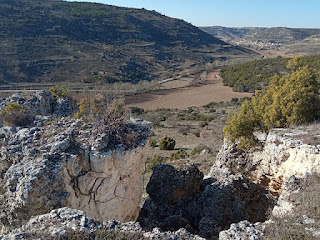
[
  {"left": 145, "top": 155, "right": 166, "bottom": 173},
  {"left": 199, "top": 121, "right": 208, "bottom": 128},
  {"left": 159, "top": 115, "right": 167, "bottom": 121},
  {"left": 149, "top": 138, "right": 157, "bottom": 148},
  {"left": 130, "top": 106, "right": 144, "bottom": 115},
  {"left": 186, "top": 113, "right": 214, "bottom": 122},
  {"left": 187, "top": 107, "right": 194, "bottom": 113},
  {"left": 74, "top": 97, "right": 125, "bottom": 121},
  {"left": 1, "top": 102, "right": 33, "bottom": 127},
  {"left": 74, "top": 97, "right": 101, "bottom": 119},
  {"left": 231, "top": 98, "right": 239, "bottom": 103},
  {"left": 49, "top": 85, "right": 69, "bottom": 99},
  {"left": 169, "top": 149, "right": 188, "bottom": 161},
  {"left": 203, "top": 102, "right": 216, "bottom": 109},
  {"left": 159, "top": 136, "right": 176, "bottom": 150},
  {"left": 109, "top": 98, "right": 126, "bottom": 120},
  {"left": 224, "top": 64, "right": 320, "bottom": 149}
]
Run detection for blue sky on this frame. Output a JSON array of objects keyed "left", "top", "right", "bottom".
[{"left": 69, "top": 0, "right": 319, "bottom": 28}]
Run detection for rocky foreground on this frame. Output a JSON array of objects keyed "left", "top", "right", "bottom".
[{"left": 1, "top": 91, "right": 320, "bottom": 239}]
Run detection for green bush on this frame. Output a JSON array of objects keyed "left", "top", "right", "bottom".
[
  {"left": 145, "top": 155, "right": 166, "bottom": 173},
  {"left": 74, "top": 97, "right": 125, "bottom": 121},
  {"left": 49, "top": 85, "right": 69, "bottom": 99},
  {"left": 159, "top": 136, "right": 176, "bottom": 150},
  {"left": 130, "top": 106, "right": 144, "bottom": 115},
  {"left": 203, "top": 102, "right": 216, "bottom": 109},
  {"left": 149, "top": 138, "right": 157, "bottom": 148},
  {"left": 169, "top": 149, "right": 188, "bottom": 161},
  {"left": 187, "top": 107, "right": 194, "bottom": 113},
  {"left": 1, "top": 102, "right": 33, "bottom": 127},
  {"left": 185, "top": 113, "right": 214, "bottom": 122},
  {"left": 224, "top": 62, "right": 320, "bottom": 149}
]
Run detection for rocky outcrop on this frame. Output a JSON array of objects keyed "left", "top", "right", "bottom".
[
  {"left": 209, "top": 126, "right": 320, "bottom": 239},
  {"left": 146, "top": 164, "right": 204, "bottom": 205},
  {"left": 138, "top": 163, "right": 275, "bottom": 239},
  {"left": 0, "top": 90, "right": 77, "bottom": 117},
  {"left": 211, "top": 127, "right": 320, "bottom": 196},
  {"left": 0, "top": 91, "right": 152, "bottom": 234},
  {"left": 2, "top": 207, "right": 205, "bottom": 240}
]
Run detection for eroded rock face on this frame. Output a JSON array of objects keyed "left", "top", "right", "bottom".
[
  {"left": 138, "top": 163, "right": 275, "bottom": 239},
  {"left": 0, "top": 92, "right": 152, "bottom": 234},
  {"left": 0, "top": 90, "right": 77, "bottom": 117},
  {"left": 211, "top": 128, "right": 320, "bottom": 196},
  {"left": 209, "top": 126, "right": 320, "bottom": 239},
  {"left": 146, "top": 164, "right": 204, "bottom": 205}
]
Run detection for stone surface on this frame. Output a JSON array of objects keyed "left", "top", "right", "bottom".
[
  {"left": 0, "top": 91, "right": 152, "bottom": 235},
  {"left": 138, "top": 163, "right": 275, "bottom": 239},
  {"left": 210, "top": 127, "right": 320, "bottom": 197},
  {"left": 219, "top": 220, "right": 268, "bottom": 240},
  {"left": 209, "top": 126, "right": 320, "bottom": 239},
  {"left": 146, "top": 163, "right": 204, "bottom": 205},
  {"left": 1, "top": 207, "right": 204, "bottom": 240},
  {"left": 0, "top": 90, "right": 78, "bottom": 117}
]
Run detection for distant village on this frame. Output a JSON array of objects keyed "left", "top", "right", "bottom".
[{"left": 231, "top": 39, "right": 283, "bottom": 50}]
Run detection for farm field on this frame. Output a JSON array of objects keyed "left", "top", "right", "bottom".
[{"left": 126, "top": 70, "right": 252, "bottom": 110}]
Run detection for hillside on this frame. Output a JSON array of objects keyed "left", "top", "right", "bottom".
[
  {"left": 200, "top": 26, "right": 320, "bottom": 56},
  {"left": 220, "top": 55, "right": 320, "bottom": 92},
  {"left": 0, "top": 0, "right": 255, "bottom": 86},
  {"left": 200, "top": 26, "right": 320, "bottom": 44}
]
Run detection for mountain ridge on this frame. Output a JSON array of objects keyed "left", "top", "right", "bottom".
[{"left": 200, "top": 26, "right": 320, "bottom": 43}]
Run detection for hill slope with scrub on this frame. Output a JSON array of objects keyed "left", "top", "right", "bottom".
[
  {"left": 0, "top": 0, "right": 254, "bottom": 87},
  {"left": 220, "top": 55, "right": 320, "bottom": 92}
]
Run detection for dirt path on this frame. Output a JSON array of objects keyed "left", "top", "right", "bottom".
[{"left": 126, "top": 70, "right": 252, "bottom": 110}]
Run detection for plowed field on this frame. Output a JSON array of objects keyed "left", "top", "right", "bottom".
[{"left": 126, "top": 71, "right": 252, "bottom": 110}]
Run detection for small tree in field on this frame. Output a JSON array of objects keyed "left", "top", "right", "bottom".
[{"left": 159, "top": 136, "right": 176, "bottom": 150}]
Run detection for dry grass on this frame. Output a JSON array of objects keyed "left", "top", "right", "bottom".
[
  {"left": 263, "top": 174, "right": 320, "bottom": 240},
  {"left": 134, "top": 102, "right": 239, "bottom": 175}
]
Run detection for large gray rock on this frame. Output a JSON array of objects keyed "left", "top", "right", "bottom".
[
  {"left": 0, "top": 90, "right": 78, "bottom": 117},
  {"left": 138, "top": 164, "right": 275, "bottom": 239},
  {"left": 0, "top": 116, "right": 152, "bottom": 234},
  {"left": 147, "top": 163, "right": 204, "bottom": 205}
]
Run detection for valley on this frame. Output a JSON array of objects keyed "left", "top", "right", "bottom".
[
  {"left": 1, "top": 1, "right": 320, "bottom": 240},
  {"left": 126, "top": 70, "right": 252, "bottom": 110}
]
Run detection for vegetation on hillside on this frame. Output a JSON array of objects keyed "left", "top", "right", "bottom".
[
  {"left": 201, "top": 26, "right": 320, "bottom": 44},
  {"left": 0, "top": 0, "right": 254, "bottom": 86},
  {"left": 223, "top": 57, "right": 320, "bottom": 149},
  {"left": 220, "top": 55, "right": 320, "bottom": 92}
]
